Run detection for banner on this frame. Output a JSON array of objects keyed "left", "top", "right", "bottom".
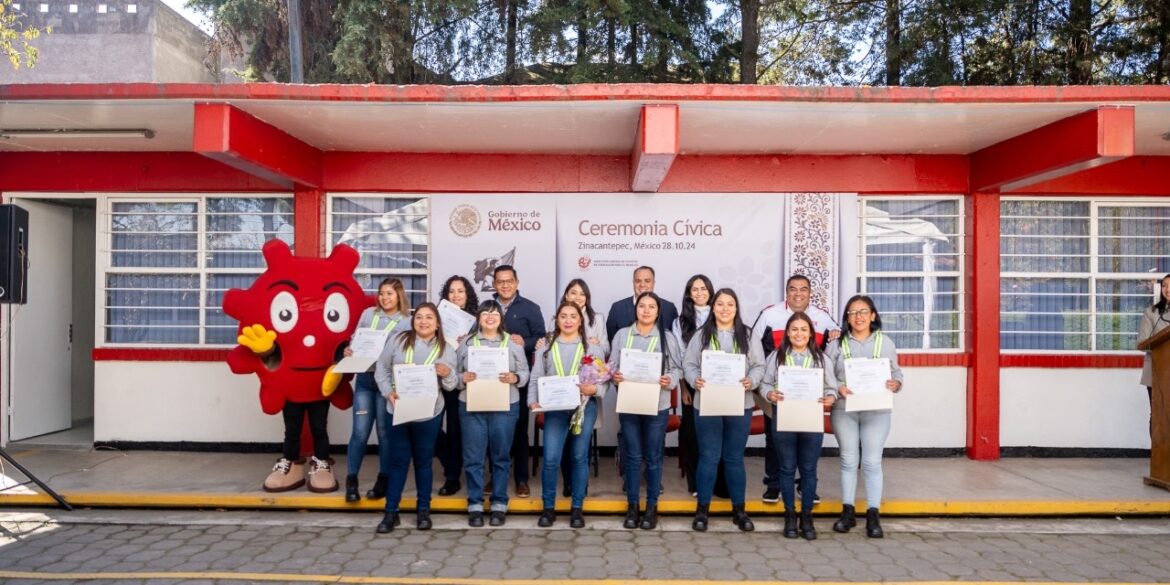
[
  {"left": 430, "top": 195, "right": 558, "bottom": 320},
  {"left": 556, "top": 194, "right": 784, "bottom": 328}
]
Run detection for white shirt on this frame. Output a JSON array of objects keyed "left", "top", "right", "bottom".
[{"left": 753, "top": 301, "right": 839, "bottom": 337}]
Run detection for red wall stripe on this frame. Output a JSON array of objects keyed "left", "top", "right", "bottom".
[
  {"left": 1000, "top": 354, "right": 1143, "bottom": 368},
  {"left": 92, "top": 348, "right": 231, "bottom": 362}
]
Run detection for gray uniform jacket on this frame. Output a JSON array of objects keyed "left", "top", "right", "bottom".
[
  {"left": 611, "top": 325, "right": 683, "bottom": 411},
  {"left": 374, "top": 335, "right": 459, "bottom": 417},
  {"left": 682, "top": 329, "right": 766, "bottom": 412},
  {"left": 527, "top": 339, "right": 607, "bottom": 406},
  {"left": 1139, "top": 305, "right": 1170, "bottom": 387},
  {"left": 455, "top": 333, "right": 531, "bottom": 404},
  {"left": 824, "top": 331, "right": 903, "bottom": 412}
]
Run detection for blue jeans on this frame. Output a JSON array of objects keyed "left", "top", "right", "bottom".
[
  {"left": 460, "top": 401, "right": 519, "bottom": 512},
  {"left": 540, "top": 399, "right": 598, "bottom": 509},
  {"left": 773, "top": 427, "right": 823, "bottom": 511},
  {"left": 695, "top": 408, "right": 751, "bottom": 507},
  {"left": 619, "top": 409, "right": 669, "bottom": 507},
  {"left": 831, "top": 407, "right": 891, "bottom": 509},
  {"left": 346, "top": 373, "right": 391, "bottom": 477},
  {"left": 384, "top": 410, "right": 443, "bottom": 513}
]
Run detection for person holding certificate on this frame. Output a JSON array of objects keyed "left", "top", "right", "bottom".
[
  {"left": 372, "top": 303, "right": 458, "bottom": 534},
  {"left": 825, "top": 295, "right": 903, "bottom": 538},
  {"left": 611, "top": 292, "right": 682, "bottom": 530},
  {"left": 455, "top": 300, "right": 530, "bottom": 527},
  {"left": 1138, "top": 274, "right": 1170, "bottom": 435},
  {"left": 434, "top": 275, "right": 480, "bottom": 498},
  {"left": 673, "top": 274, "right": 713, "bottom": 497},
  {"left": 341, "top": 278, "right": 412, "bottom": 504},
  {"left": 682, "top": 288, "right": 765, "bottom": 532},
  {"left": 759, "top": 312, "right": 838, "bottom": 540},
  {"left": 528, "top": 302, "right": 606, "bottom": 528}
]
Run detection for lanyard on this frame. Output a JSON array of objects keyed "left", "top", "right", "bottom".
[
  {"left": 710, "top": 334, "right": 739, "bottom": 354},
  {"left": 371, "top": 313, "right": 400, "bottom": 331},
  {"left": 404, "top": 343, "right": 441, "bottom": 365},
  {"left": 551, "top": 341, "right": 585, "bottom": 377},
  {"left": 841, "top": 331, "right": 883, "bottom": 360},
  {"left": 625, "top": 331, "right": 659, "bottom": 353},
  {"left": 472, "top": 335, "right": 508, "bottom": 349},
  {"left": 785, "top": 353, "right": 813, "bottom": 368}
]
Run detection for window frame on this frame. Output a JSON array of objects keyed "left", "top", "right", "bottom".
[
  {"left": 98, "top": 193, "right": 292, "bottom": 348},
  {"left": 1000, "top": 196, "right": 1168, "bottom": 355},
  {"left": 856, "top": 195, "right": 966, "bottom": 353},
  {"left": 325, "top": 193, "right": 432, "bottom": 304}
]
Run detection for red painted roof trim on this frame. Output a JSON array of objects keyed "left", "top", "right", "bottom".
[{"left": 4, "top": 83, "right": 1170, "bottom": 104}]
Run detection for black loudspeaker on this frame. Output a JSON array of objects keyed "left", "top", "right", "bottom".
[{"left": 0, "top": 204, "right": 29, "bottom": 304}]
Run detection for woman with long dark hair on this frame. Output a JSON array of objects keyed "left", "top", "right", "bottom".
[
  {"left": 528, "top": 301, "right": 606, "bottom": 528},
  {"left": 673, "top": 274, "right": 712, "bottom": 495},
  {"left": 682, "top": 288, "right": 765, "bottom": 532},
  {"left": 456, "top": 300, "right": 529, "bottom": 527},
  {"left": 372, "top": 303, "right": 458, "bottom": 534},
  {"left": 435, "top": 274, "right": 480, "bottom": 497},
  {"left": 611, "top": 292, "right": 682, "bottom": 529},
  {"left": 342, "top": 277, "right": 411, "bottom": 503},
  {"left": 760, "top": 312, "right": 837, "bottom": 539},
  {"left": 826, "top": 295, "right": 903, "bottom": 538},
  {"left": 1139, "top": 274, "right": 1170, "bottom": 434}
]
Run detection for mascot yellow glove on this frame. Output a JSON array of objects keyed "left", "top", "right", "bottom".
[
  {"left": 238, "top": 324, "right": 277, "bottom": 355},
  {"left": 321, "top": 365, "right": 342, "bottom": 397}
]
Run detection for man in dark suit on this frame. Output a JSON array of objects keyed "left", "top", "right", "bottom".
[
  {"left": 606, "top": 266, "right": 679, "bottom": 343},
  {"left": 491, "top": 264, "right": 546, "bottom": 499}
]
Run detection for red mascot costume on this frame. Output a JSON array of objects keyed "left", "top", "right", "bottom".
[{"left": 223, "top": 240, "right": 370, "bottom": 492}]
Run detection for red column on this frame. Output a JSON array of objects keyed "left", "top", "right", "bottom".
[
  {"left": 967, "top": 192, "right": 1001, "bottom": 460},
  {"left": 294, "top": 188, "right": 326, "bottom": 257}
]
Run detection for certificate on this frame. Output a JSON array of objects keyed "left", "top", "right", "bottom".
[
  {"left": 619, "top": 349, "right": 662, "bottom": 384},
  {"left": 334, "top": 329, "right": 392, "bottom": 373},
  {"left": 392, "top": 364, "right": 439, "bottom": 425},
  {"left": 467, "top": 347, "right": 508, "bottom": 379},
  {"left": 776, "top": 401, "right": 824, "bottom": 433},
  {"left": 466, "top": 346, "right": 510, "bottom": 412},
  {"left": 536, "top": 376, "right": 581, "bottom": 412},
  {"left": 844, "top": 358, "right": 894, "bottom": 412},
  {"left": 438, "top": 299, "right": 476, "bottom": 343},
  {"left": 699, "top": 350, "right": 747, "bottom": 417},
  {"left": 616, "top": 382, "right": 660, "bottom": 416},
  {"left": 776, "top": 367, "right": 823, "bottom": 402}
]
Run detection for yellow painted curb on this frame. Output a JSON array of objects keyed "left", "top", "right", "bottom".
[
  {"left": 3, "top": 491, "right": 1170, "bottom": 516},
  {"left": 0, "top": 575, "right": 1162, "bottom": 585}
]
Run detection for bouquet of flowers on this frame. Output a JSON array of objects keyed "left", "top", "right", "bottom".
[{"left": 570, "top": 355, "right": 612, "bottom": 435}]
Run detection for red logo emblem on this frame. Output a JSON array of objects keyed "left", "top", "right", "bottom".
[{"left": 578, "top": 256, "right": 591, "bottom": 270}]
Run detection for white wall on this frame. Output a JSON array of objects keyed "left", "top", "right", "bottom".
[
  {"left": 95, "top": 361, "right": 968, "bottom": 448},
  {"left": 1001, "top": 368, "right": 1150, "bottom": 449}
]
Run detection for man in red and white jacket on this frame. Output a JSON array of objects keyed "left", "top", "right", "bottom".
[{"left": 750, "top": 274, "right": 841, "bottom": 504}]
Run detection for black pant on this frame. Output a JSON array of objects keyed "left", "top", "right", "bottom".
[
  {"left": 763, "top": 419, "right": 781, "bottom": 490},
  {"left": 680, "top": 402, "right": 699, "bottom": 493},
  {"left": 436, "top": 390, "right": 463, "bottom": 482},
  {"left": 512, "top": 384, "right": 530, "bottom": 484},
  {"left": 282, "top": 400, "right": 331, "bottom": 461}
]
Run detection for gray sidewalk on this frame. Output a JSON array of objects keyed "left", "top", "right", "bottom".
[{"left": 3, "top": 444, "right": 1170, "bottom": 515}]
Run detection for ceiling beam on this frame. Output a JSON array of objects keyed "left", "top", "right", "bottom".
[
  {"left": 630, "top": 104, "right": 679, "bottom": 192},
  {"left": 193, "top": 103, "right": 322, "bottom": 189},
  {"left": 970, "top": 106, "right": 1134, "bottom": 193}
]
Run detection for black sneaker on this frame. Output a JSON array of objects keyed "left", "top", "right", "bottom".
[
  {"left": 438, "top": 479, "right": 461, "bottom": 496},
  {"left": 468, "top": 511, "right": 484, "bottom": 527},
  {"left": 489, "top": 511, "right": 507, "bottom": 526},
  {"left": 762, "top": 487, "right": 781, "bottom": 503},
  {"left": 813, "top": 492, "right": 822, "bottom": 504}
]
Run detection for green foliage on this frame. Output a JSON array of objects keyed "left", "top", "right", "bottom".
[
  {"left": 185, "top": 0, "right": 1170, "bottom": 85},
  {"left": 1, "top": 0, "right": 49, "bottom": 70}
]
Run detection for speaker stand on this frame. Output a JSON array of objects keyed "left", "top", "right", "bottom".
[{"left": 0, "top": 447, "right": 72, "bottom": 510}]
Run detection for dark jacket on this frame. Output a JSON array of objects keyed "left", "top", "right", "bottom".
[
  {"left": 495, "top": 291, "right": 546, "bottom": 363},
  {"left": 606, "top": 295, "right": 679, "bottom": 344}
]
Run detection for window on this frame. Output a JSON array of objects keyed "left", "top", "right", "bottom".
[
  {"left": 857, "top": 197, "right": 964, "bottom": 350},
  {"left": 1000, "top": 199, "right": 1170, "bottom": 352},
  {"left": 103, "top": 196, "right": 293, "bottom": 346},
  {"left": 328, "top": 195, "right": 429, "bottom": 308}
]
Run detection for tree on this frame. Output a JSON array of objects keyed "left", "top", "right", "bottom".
[{"left": 1, "top": 0, "right": 49, "bottom": 69}]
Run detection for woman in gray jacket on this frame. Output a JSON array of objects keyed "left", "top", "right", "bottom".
[{"left": 373, "top": 303, "right": 458, "bottom": 534}]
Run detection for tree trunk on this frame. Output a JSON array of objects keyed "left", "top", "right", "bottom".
[
  {"left": 628, "top": 22, "right": 639, "bottom": 66},
  {"left": 607, "top": 15, "right": 616, "bottom": 69},
  {"left": 740, "top": 0, "right": 759, "bottom": 84},
  {"left": 506, "top": 0, "right": 519, "bottom": 83},
  {"left": 885, "top": 0, "right": 901, "bottom": 85},
  {"left": 577, "top": 1, "right": 589, "bottom": 68},
  {"left": 1066, "top": 0, "right": 1092, "bottom": 84},
  {"left": 1156, "top": 0, "right": 1170, "bottom": 83}
]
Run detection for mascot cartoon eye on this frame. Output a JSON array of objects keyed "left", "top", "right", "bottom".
[
  {"left": 270, "top": 291, "right": 299, "bottom": 333},
  {"left": 323, "top": 292, "right": 350, "bottom": 333}
]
